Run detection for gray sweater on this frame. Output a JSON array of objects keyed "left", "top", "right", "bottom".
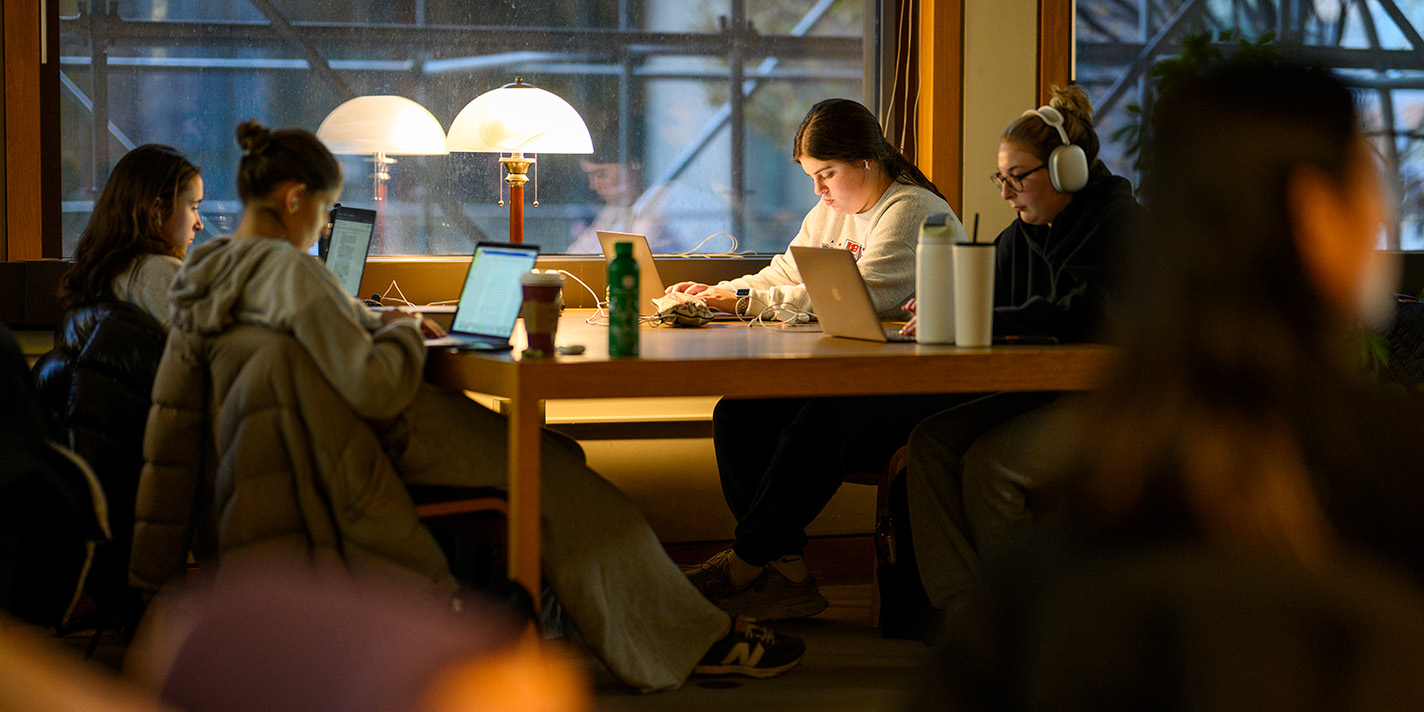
[
  {"left": 716, "top": 181, "right": 959, "bottom": 318},
  {"left": 168, "top": 236, "right": 425, "bottom": 420},
  {"left": 112, "top": 254, "right": 182, "bottom": 329}
]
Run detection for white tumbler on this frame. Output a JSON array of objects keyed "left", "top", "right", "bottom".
[
  {"left": 916, "top": 214, "right": 957, "bottom": 344},
  {"left": 952, "top": 241, "right": 996, "bottom": 347}
]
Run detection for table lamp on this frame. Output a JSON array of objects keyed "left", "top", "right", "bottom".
[
  {"left": 316, "top": 95, "right": 449, "bottom": 204},
  {"left": 445, "top": 77, "right": 594, "bottom": 244}
]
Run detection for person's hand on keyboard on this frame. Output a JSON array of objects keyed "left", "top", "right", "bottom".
[{"left": 900, "top": 297, "right": 918, "bottom": 337}]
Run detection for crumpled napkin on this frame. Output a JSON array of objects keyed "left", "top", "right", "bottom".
[{"left": 650, "top": 291, "right": 716, "bottom": 327}]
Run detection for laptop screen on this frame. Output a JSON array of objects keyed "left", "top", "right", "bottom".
[
  {"left": 450, "top": 242, "right": 541, "bottom": 337},
  {"left": 324, "top": 206, "right": 377, "bottom": 297}
]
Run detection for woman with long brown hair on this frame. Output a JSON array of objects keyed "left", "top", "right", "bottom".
[
  {"left": 675, "top": 98, "right": 963, "bottom": 621},
  {"left": 59, "top": 144, "right": 203, "bottom": 326}
]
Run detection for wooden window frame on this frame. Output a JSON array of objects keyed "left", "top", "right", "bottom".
[
  {"left": 1039, "top": 0, "right": 1074, "bottom": 104},
  {"left": 3, "top": 0, "right": 60, "bottom": 261}
]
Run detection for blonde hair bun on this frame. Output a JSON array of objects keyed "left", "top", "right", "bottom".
[{"left": 1048, "top": 85, "right": 1095, "bottom": 128}]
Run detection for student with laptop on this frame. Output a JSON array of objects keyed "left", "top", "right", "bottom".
[
  {"left": 674, "top": 98, "right": 968, "bottom": 620},
  {"left": 136, "top": 120, "right": 804, "bottom": 692},
  {"left": 897, "top": 86, "right": 1145, "bottom": 632}
]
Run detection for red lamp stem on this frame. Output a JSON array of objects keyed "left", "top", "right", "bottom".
[{"left": 509, "top": 182, "right": 525, "bottom": 244}]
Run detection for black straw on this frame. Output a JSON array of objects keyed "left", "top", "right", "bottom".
[{"left": 972, "top": 213, "right": 980, "bottom": 244}]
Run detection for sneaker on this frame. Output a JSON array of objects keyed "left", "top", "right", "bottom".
[
  {"left": 715, "top": 567, "right": 830, "bottom": 620},
  {"left": 693, "top": 617, "right": 805, "bottom": 678},
  {"left": 685, "top": 549, "right": 756, "bottom": 602}
]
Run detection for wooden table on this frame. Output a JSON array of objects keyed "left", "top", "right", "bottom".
[{"left": 425, "top": 310, "right": 1115, "bottom": 597}]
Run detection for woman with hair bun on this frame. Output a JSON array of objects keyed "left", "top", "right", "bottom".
[
  {"left": 900, "top": 85, "right": 1145, "bottom": 632},
  {"left": 133, "top": 119, "right": 804, "bottom": 693},
  {"left": 986, "top": 84, "right": 1120, "bottom": 338}
]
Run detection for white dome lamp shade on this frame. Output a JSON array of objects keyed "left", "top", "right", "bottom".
[
  {"left": 317, "top": 95, "right": 449, "bottom": 155},
  {"left": 316, "top": 95, "right": 448, "bottom": 204},
  {"left": 446, "top": 78, "right": 594, "bottom": 243}
]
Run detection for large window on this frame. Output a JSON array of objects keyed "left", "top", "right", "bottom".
[
  {"left": 1077, "top": 0, "right": 1424, "bottom": 249},
  {"left": 58, "top": 1, "right": 875, "bottom": 256}
]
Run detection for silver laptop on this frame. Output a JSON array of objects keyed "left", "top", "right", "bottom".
[
  {"left": 322, "top": 205, "right": 377, "bottom": 297},
  {"left": 596, "top": 230, "right": 667, "bottom": 317},
  {"left": 425, "top": 241, "right": 541, "bottom": 351},
  {"left": 791, "top": 246, "right": 913, "bottom": 343},
  {"left": 596, "top": 230, "right": 740, "bottom": 320}
]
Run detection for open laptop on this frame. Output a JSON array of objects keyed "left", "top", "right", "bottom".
[
  {"left": 597, "top": 231, "right": 667, "bottom": 317},
  {"left": 596, "top": 230, "right": 739, "bottom": 320},
  {"left": 791, "top": 245, "right": 914, "bottom": 343},
  {"left": 322, "top": 205, "right": 377, "bottom": 297},
  {"left": 424, "top": 241, "right": 541, "bottom": 351}
]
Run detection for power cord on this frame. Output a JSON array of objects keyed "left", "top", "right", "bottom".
[
  {"left": 735, "top": 293, "right": 811, "bottom": 326},
  {"left": 550, "top": 269, "right": 613, "bottom": 324},
  {"left": 661, "top": 232, "right": 742, "bottom": 257}
]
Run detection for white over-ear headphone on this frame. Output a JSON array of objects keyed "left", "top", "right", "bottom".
[{"left": 1022, "top": 105, "right": 1088, "bottom": 193}]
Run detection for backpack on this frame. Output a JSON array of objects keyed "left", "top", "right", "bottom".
[
  {"left": 32, "top": 302, "right": 166, "bottom": 629},
  {"left": 0, "top": 323, "right": 109, "bottom": 628}
]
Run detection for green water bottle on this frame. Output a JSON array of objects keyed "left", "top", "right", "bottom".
[{"left": 608, "top": 241, "right": 640, "bottom": 357}]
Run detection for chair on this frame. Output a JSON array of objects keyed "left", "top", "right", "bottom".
[
  {"left": 31, "top": 302, "right": 165, "bottom": 639},
  {"left": 135, "top": 322, "right": 524, "bottom": 617},
  {"left": 409, "top": 485, "right": 509, "bottom": 520},
  {"left": 406, "top": 485, "right": 539, "bottom": 621},
  {"left": 842, "top": 445, "right": 908, "bottom": 627},
  {"left": 407, "top": 485, "right": 509, "bottom": 576},
  {"left": 133, "top": 324, "right": 454, "bottom": 593},
  {"left": 1, "top": 323, "right": 110, "bottom": 632}
]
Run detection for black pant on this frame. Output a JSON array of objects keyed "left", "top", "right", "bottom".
[{"left": 713, "top": 393, "right": 973, "bottom": 566}]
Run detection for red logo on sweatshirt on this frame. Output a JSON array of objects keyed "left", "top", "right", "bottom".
[{"left": 844, "top": 241, "right": 864, "bottom": 260}]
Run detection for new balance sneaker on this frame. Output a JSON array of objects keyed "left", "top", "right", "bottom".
[
  {"left": 685, "top": 549, "right": 757, "bottom": 601},
  {"left": 693, "top": 617, "right": 805, "bottom": 678},
  {"left": 715, "top": 567, "right": 830, "bottom": 620}
]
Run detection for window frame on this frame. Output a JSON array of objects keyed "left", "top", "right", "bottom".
[{"left": 5, "top": 1, "right": 986, "bottom": 262}]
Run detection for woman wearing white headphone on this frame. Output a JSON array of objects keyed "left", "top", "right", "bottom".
[
  {"left": 895, "top": 86, "right": 1146, "bottom": 636},
  {"left": 987, "top": 85, "right": 1134, "bottom": 337}
]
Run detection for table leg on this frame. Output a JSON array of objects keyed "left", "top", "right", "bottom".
[{"left": 507, "top": 391, "right": 544, "bottom": 606}]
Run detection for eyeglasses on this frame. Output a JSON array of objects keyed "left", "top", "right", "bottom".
[{"left": 990, "top": 164, "right": 1047, "bottom": 192}]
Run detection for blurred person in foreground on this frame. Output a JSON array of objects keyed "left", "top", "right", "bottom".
[
  {"left": 126, "top": 562, "right": 588, "bottom": 712},
  {"left": 908, "top": 60, "right": 1424, "bottom": 710}
]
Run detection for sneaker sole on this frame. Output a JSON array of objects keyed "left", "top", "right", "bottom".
[
  {"left": 718, "top": 592, "right": 830, "bottom": 621},
  {"left": 692, "top": 656, "right": 803, "bottom": 678}
]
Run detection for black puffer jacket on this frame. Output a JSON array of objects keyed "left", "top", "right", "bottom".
[
  {"left": 1, "top": 323, "right": 107, "bottom": 628},
  {"left": 32, "top": 302, "right": 167, "bottom": 615}
]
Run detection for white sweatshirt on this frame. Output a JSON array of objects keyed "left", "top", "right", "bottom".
[{"left": 716, "top": 181, "right": 959, "bottom": 319}]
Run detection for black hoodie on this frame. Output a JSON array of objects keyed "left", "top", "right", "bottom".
[{"left": 991, "top": 162, "right": 1143, "bottom": 341}]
